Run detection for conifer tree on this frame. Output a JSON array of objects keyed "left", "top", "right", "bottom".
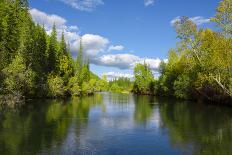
[
  {"left": 47, "top": 24, "right": 58, "bottom": 73},
  {"left": 76, "top": 38, "right": 83, "bottom": 75},
  {"left": 4, "top": 1, "right": 21, "bottom": 65},
  {"left": 60, "top": 31, "right": 67, "bottom": 56}
]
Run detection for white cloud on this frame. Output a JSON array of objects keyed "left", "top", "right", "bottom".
[
  {"left": 68, "top": 25, "right": 79, "bottom": 31},
  {"left": 144, "top": 0, "right": 155, "bottom": 6},
  {"left": 93, "top": 54, "right": 140, "bottom": 69},
  {"left": 30, "top": 8, "right": 66, "bottom": 29},
  {"left": 30, "top": 8, "right": 110, "bottom": 58},
  {"left": 82, "top": 34, "right": 109, "bottom": 57},
  {"left": 170, "top": 16, "right": 210, "bottom": 26},
  {"left": 108, "top": 45, "right": 124, "bottom": 51},
  {"left": 29, "top": 8, "right": 165, "bottom": 72},
  {"left": 59, "top": 0, "right": 104, "bottom": 11},
  {"left": 103, "top": 72, "right": 134, "bottom": 80},
  {"left": 134, "top": 58, "right": 161, "bottom": 70},
  {"left": 190, "top": 16, "right": 210, "bottom": 25},
  {"left": 92, "top": 54, "right": 164, "bottom": 70}
]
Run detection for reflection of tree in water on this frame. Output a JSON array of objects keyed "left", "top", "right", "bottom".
[
  {"left": 0, "top": 93, "right": 103, "bottom": 155},
  {"left": 159, "top": 100, "right": 232, "bottom": 155},
  {"left": 108, "top": 93, "right": 131, "bottom": 104},
  {"left": 133, "top": 95, "right": 155, "bottom": 124}
]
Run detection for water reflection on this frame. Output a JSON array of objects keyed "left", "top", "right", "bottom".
[
  {"left": 159, "top": 99, "right": 232, "bottom": 155},
  {"left": 0, "top": 94, "right": 103, "bottom": 155},
  {"left": 0, "top": 93, "right": 231, "bottom": 155},
  {"left": 133, "top": 95, "right": 154, "bottom": 124}
]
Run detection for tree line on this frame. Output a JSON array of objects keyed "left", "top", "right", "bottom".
[
  {"left": 132, "top": 0, "right": 232, "bottom": 104},
  {"left": 0, "top": 0, "right": 108, "bottom": 106},
  {"left": 0, "top": 0, "right": 231, "bottom": 106}
]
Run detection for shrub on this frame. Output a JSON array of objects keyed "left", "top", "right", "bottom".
[
  {"left": 47, "top": 74, "right": 65, "bottom": 98},
  {"left": 174, "top": 74, "right": 191, "bottom": 99},
  {"left": 68, "top": 77, "right": 81, "bottom": 96},
  {"left": 2, "top": 54, "right": 35, "bottom": 98}
]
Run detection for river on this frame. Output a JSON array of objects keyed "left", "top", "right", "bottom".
[{"left": 0, "top": 92, "right": 231, "bottom": 155}]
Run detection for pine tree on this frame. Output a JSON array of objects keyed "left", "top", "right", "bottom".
[
  {"left": 76, "top": 37, "right": 83, "bottom": 75},
  {"left": 47, "top": 24, "right": 58, "bottom": 73},
  {"left": 60, "top": 31, "right": 67, "bottom": 56},
  {"left": 0, "top": 5, "right": 4, "bottom": 71},
  {"left": 3, "top": 1, "right": 21, "bottom": 65}
]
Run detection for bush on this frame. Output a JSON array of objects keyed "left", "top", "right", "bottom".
[
  {"left": 47, "top": 74, "right": 65, "bottom": 98},
  {"left": 2, "top": 54, "right": 35, "bottom": 98},
  {"left": 82, "top": 79, "right": 98, "bottom": 95},
  {"left": 68, "top": 76, "right": 81, "bottom": 96},
  {"left": 173, "top": 74, "right": 191, "bottom": 99}
]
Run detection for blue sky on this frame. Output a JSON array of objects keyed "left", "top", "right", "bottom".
[{"left": 29, "top": 0, "right": 220, "bottom": 78}]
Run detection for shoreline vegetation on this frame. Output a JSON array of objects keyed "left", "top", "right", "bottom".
[
  {"left": 0, "top": 0, "right": 108, "bottom": 107},
  {"left": 0, "top": 0, "right": 231, "bottom": 107}
]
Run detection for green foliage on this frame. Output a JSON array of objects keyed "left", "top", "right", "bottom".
[
  {"left": 59, "top": 55, "right": 74, "bottom": 83},
  {"left": 68, "top": 76, "right": 81, "bottom": 96},
  {"left": 174, "top": 16, "right": 197, "bottom": 42},
  {"left": 82, "top": 79, "right": 97, "bottom": 95},
  {"left": 109, "top": 83, "right": 122, "bottom": 93},
  {"left": 173, "top": 74, "right": 191, "bottom": 99},
  {"left": 156, "top": 0, "right": 232, "bottom": 103},
  {"left": 47, "top": 74, "right": 65, "bottom": 98},
  {"left": 0, "top": 0, "right": 231, "bottom": 105},
  {"left": 211, "top": 0, "right": 232, "bottom": 38},
  {"left": 47, "top": 24, "right": 58, "bottom": 73},
  {"left": 0, "top": 0, "right": 105, "bottom": 104},
  {"left": 2, "top": 54, "right": 35, "bottom": 97},
  {"left": 133, "top": 63, "right": 155, "bottom": 95},
  {"left": 109, "top": 77, "right": 133, "bottom": 93}
]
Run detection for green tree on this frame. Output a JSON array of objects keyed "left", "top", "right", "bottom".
[
  {"left": 60, "top": 31, "right": 67, "bottom": 56},
  {"left": 47, "top": 74, "right": 65, "bottom": 98},
  {"left": 211, "top": 0, "right": 232, "bottom": 38},
  {"left": 47, "top": 24, "right": 58, "bottom": 73},
  {"left": 76, "top": 38, "right": 83, "bottom": 76},
  {"left": 3, "top": 1, "right": 21, "bottom": 66},
  {"left": 2, "top": 53, "right": 35, "bottom": 97},
  {"left": 133, "top": 63, "right": 154, "bottom": 94}
]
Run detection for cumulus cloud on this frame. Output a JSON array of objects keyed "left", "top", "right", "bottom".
[
  {"left": 68, "top": 25, "right": 79, "bottom": 31},
  {"left": 92, "top": 54, "right": 164, "bottom": 70},
  {"left": 103, "top": 72, "right": 134, "bottom": 80},
  {"left": 30, "top": 8, "right": 109, "bottom": 58},
  {"left": 82, "top": 34, "right": 109, "bottom": 56},
  {"left": 134, "top": 58, "right": 161, "bottom": 70},
  {"left": 30, "top": 8, "right": 165, "bottom": 71},
  {"left": 92, "top": 54, "right": 140, "bottom": 69},
  {"left": 108, "top": 45, "right": 124, "bottom": 51},
  {"left": 144, "top": 0, "right": 155, "bottom": 6},
  {"left": 170, "top": 16, "right": 210, "bottom": 26},
  {"left": 30, "top": 8, "right": 66, "bottom": 29},
  {"left": 59, "top": 0, "right": 104, "bottom": 11}
]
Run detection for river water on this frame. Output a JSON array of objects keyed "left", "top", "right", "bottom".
[{"left": 0, "top": 92, "right": 231, "bottom": 155}]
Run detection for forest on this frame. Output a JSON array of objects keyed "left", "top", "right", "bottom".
[
  {"left": 0, "top": 0, "right": 231, "bottom": 106},
  {"left": 0, "top": 0, "right": 109, "bottom": 106}
]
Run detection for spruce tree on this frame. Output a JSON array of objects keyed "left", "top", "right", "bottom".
[
  {"left": 47, "top": 24, "right": 58, "bottom": 73},
  {"left": 76, "top": 38, "right": 83, "bottom": 75},
  {"left": 60, "top": 31, "right": 67, "bottom": 56},
  {"left": 4, "top": 1, "right": 21, "bottom": 65}
]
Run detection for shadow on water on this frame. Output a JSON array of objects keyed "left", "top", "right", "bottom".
[{"left": 0, "top": 92, "right": 231, "bottom": 155}]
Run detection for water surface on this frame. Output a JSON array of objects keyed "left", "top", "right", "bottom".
[{"left": 0, "top": 92, "right": 232, "bottom": 155}]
